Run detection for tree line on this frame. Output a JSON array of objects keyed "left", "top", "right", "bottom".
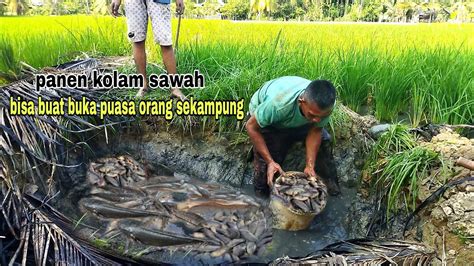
[{"left": 1, "top": 0, "right": 473, "bottom": 22}]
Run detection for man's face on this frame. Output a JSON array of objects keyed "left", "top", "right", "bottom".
[{"left": 298, "top": 97, "right": 333, "bottom": 123}]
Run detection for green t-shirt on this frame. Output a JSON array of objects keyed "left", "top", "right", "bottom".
[{"left": 249, "top": 76, "right": 330, "bottom": 129}]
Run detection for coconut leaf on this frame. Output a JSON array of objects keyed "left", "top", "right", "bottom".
[{"left": 0, "top": 57, "right": 134, "bottom": 264}]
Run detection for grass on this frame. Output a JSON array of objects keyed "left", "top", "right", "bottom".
[
  {"left": 364, "top": 124, "right": 445, "bottom": 218},
  {"left": 365, "top": 124, "right": 417, "bottom": 170},
  {"left": 91, "top": 238, "right": 111, "bottom": 249},
  {"left": 0, "top": 16, "right": 473, "bottom": 130}
]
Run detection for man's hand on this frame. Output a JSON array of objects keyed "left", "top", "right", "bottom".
[
  {"left": 111, "top": 0, "right": 121, "bottom": 17},
  {"left": 176, "top": 0, "right": 185, "bottom": 15},
  {"left": 267, "top": 161, "right": 284, "bottom": 187},
  {"left": 304, "top": 165, "right": 316, "bottom": 178}
]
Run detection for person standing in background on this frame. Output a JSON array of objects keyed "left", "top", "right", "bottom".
[{"left": 111, "top": 0, "right": 186, "bottom": 99}]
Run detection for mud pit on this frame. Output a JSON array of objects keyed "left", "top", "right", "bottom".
[{"left": 56, "top": 119, "right": 368, "bottom": 264}]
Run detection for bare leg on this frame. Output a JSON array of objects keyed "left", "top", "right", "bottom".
[
  {"left": 161, "top": 45, "right": 186, "bottom": 99},
  {"left": 133, "top": 41, "right": 148, "bottom": 97}
]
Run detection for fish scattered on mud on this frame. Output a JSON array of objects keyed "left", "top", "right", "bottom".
[{"left": 81, "top": 198, "right": 169, "bottom": 219}]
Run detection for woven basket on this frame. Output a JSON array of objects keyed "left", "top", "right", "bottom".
[{"left": 270, "top": 171, "right": 327, "bottom": 231}]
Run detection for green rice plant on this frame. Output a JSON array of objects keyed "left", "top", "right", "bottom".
[
  {"left": 377, "top": 147, "right": 440, "bottom": 218},
  {"left": 0, "top": 16, "right": 473, "bottom": 129}
]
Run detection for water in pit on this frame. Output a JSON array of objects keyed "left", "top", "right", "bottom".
[{"left": 74, "top": 155, "right": 357, "bottom": 265}]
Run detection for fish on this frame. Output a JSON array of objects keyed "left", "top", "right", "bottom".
[
  {"left": 135, "top": 176, "right": 182, "bottom": 187},
  {"left": 246, "top": 242, "right": 257, "bottom": 255},
  {"left": 227, "top": 238, "right": 245, "bottom": 249},
  {"left": 98, "top": 163, "right": 116, "bottom": 173},
  {"left": 117, "top": 155, "right": 140, "bottom": 166},
  {"left": 256, "top": 246, "right": 267, "bottom": 256},
  {"left": 108, "top": 166, "right": 126, "bottom": 176},
  {"left": 134, "top": 168, "right": 147, "bottom": 177},
  {"left": 296, "top": 179, "right": 309, "bottom": 186},
  {"left": 122, "top": 175, "right": 138, "bottom": 188},
  {"left": 196, "top": 245, "right": 221, "bottom": 252},
  {"left": 115, "top": 199, "right": 148, "bottom": 209},
  {"left": 192, "top": 232, "right": 206, "bottom": 239},
  {"left": 254, "top": 221, "right": 265, "bottom": 238},
  {"left": 214, "top": 211, "right": 225, "bottom": 222},
  {"left": 202, "top": 228, "right": 222, "bottom": 244},
  {"left": 257, "top": 235, "right": 272, "bottom": 247},
  {"left": 285, "top": 187, "right": 305, "bottom": 196},
  {"left": 223, "top": 253, "right": 232, "bottom": 262},
  {"left": 216, "top": 228, "right": 231, "bottom": 238},
  {"left": 104, "top": 174, "right": 120, "bottom": 187},
  {"left": 214, "top": 231, "right": 231, "bottom": 244},
  {"left": 248, "top": 221, "right": 258, "bottom": 235},
  {"left": 170, "top": 209, "right": 206, "bottom": 227},
  {"left": 239, "top": 229, "right": 258, "bottom": 242},
  {"left": 87, "top": 171, "right": 106, "bottom": 187},
  {"left": 226, "top": 222, "right": 241, "bottom": 238},
  {"left": 89, "top": 192, "right": 138, "bottom": 203},
  {"left": 232, "top": 243, "right": 246, "bottom": 257},
  {"left": 81, "top": 198, "right": 169, "bottom": 218},
  {"left": 291, "top": 199, "right": 310, "bottom": 212},
  {"left": 119, "top": 224, "right": 203, "bottom": 246},
  {"left": 211, "top": 247, "right": 228, "bottom": 257},
  {"left": 140, "top": 183, "right": 176, "bottom": 189},
  {"left": 237, "top": 195, "right": 261, "bottom": 207},
  {"left": 231, "top": 254, "right": 241, "bottom": 262},
  {"left": 294, "top": 195, "right": 308, "bottom": 201},
  {"left": 177, "top": 199, "right": 252, "bottom": 211}
]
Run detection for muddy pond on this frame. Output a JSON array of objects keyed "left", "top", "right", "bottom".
[{"left": 58, "top": 127, "right": 366, "bottom": 264}]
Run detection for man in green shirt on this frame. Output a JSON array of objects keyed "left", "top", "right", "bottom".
[{"left": 246, "top": 76, "right": 340, "bottom": 197}]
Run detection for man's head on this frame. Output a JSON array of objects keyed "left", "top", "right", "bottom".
[{"left": 298, "top": 80, "right": 336, "bottom": 123}]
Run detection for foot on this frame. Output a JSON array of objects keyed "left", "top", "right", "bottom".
[
  {"left": 171, "top": 88, "right": 188, "bottom": 101},
  {"left": 135, "top": 87, "right": 148, "bottom": 98}
]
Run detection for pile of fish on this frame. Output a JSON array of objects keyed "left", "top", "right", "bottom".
[
  {"left": 80, "top": 155, "right": 272, "bottom": 264},
  {"left": 87, "top": 155, "right": 147, "bottom": 187},
  {"left": 270, "top": 239, "right": 435, "bottom": 265},
  {"left": 190, "top": 209, "right": 272, "bottom": 262},
  {"left": 273, "top": 171, "right": 327, "bottom": 214}
]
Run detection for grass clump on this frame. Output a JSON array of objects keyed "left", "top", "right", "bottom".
[
  {"left": 364, "top": 124, "right": 444, "bottom": 218},
  {"left": 377, "top": 147, "right": 440, "bottom": 218},
  {"left": 91, "top": 238, "right": 111, "bottom": 249},
  {"left": 365, "top": 124, "right": 416, "bottom": 170},
  {"left": 0, "top": 17, "right": 473, "bottom": 128},
  {"left": 0, "top": 39, "right": 21, "bottom": 82}
]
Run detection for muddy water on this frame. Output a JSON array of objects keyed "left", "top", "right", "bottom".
[
  {"left": 74, "top": 167, "right": 357, "bottom": 264},
  {"left": 239, "top": 184, "right": 356, "bottom": 262}
]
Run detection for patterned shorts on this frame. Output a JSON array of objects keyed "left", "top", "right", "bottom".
[{"left": 124, "top": 0, "right": 172, "bottom": 45}]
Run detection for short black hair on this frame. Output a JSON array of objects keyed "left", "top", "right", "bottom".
[{"left": 303, "top": 80, "right": 336, "bottom": 110}]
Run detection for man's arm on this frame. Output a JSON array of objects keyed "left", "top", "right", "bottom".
[
  {"left": 245, "top": 116, "right": 284, "bottom": 186},
  {"left": 304, "top": 126, "right": 322, "bottom": 177}
]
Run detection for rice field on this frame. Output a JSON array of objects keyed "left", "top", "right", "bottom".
[{"left": 0, "top": 16, "right": 473, "bottom": 129}]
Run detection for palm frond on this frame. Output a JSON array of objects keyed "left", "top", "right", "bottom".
[{"left": 0, "top": 57, "right": 134, "bottom": 264}]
